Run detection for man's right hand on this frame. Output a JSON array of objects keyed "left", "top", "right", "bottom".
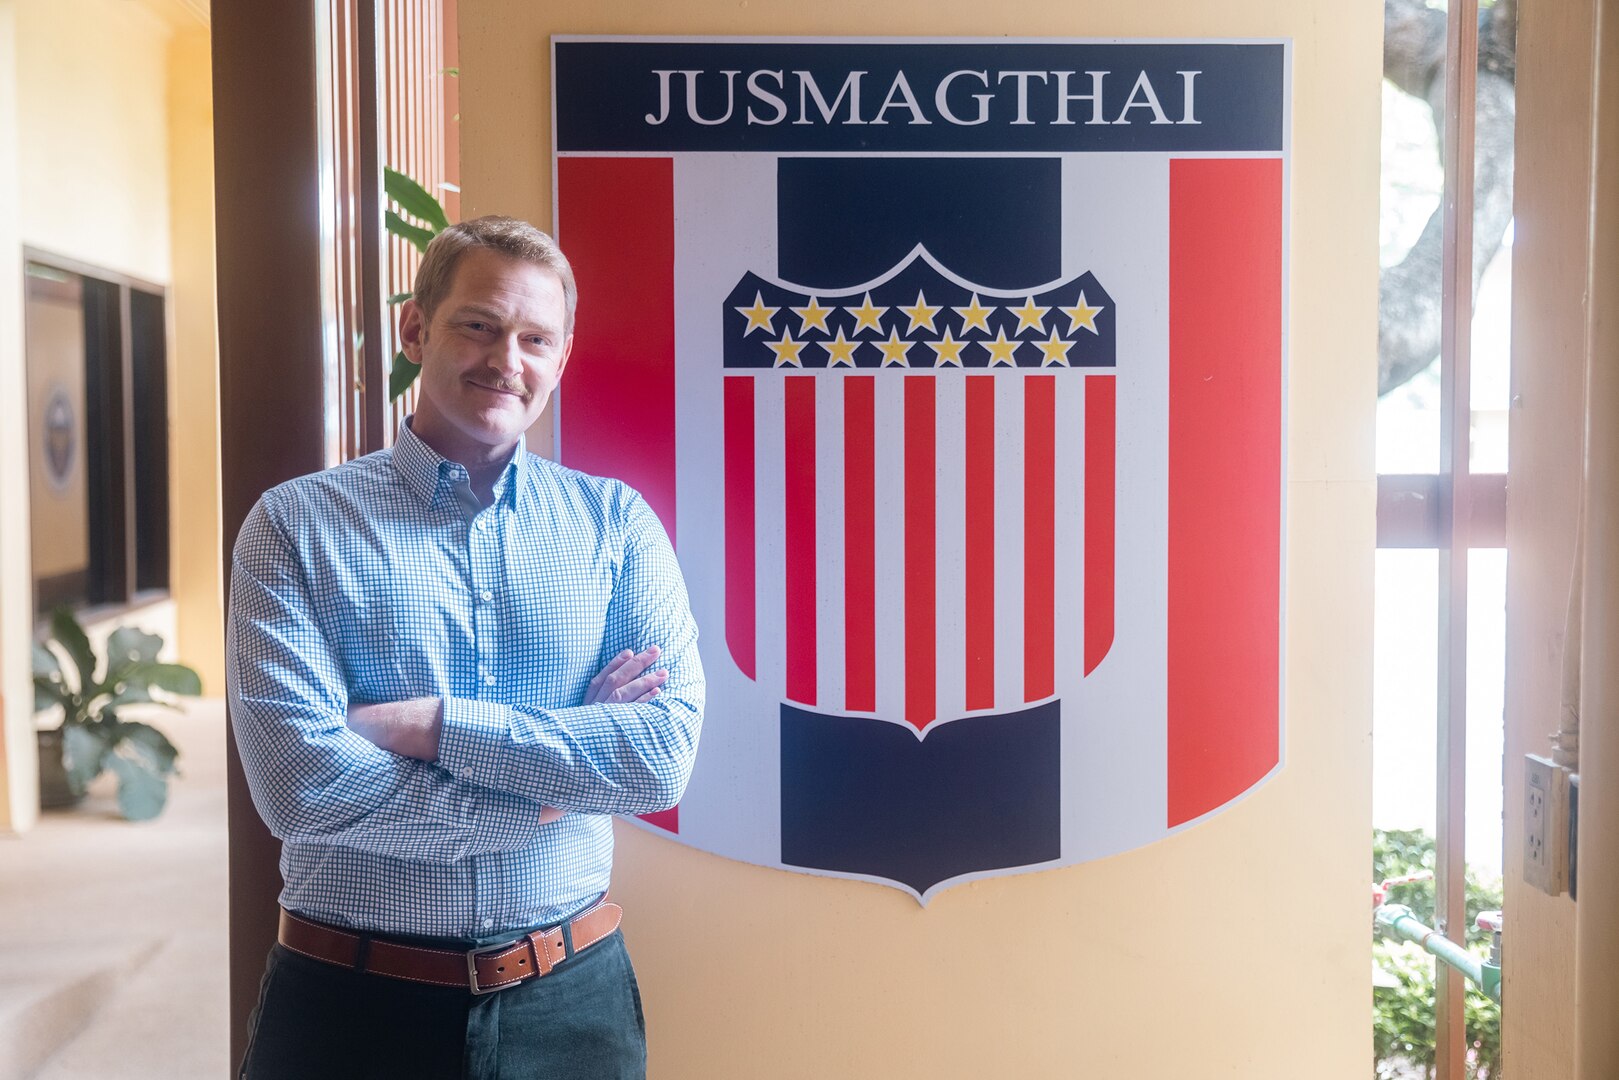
[{"left": 583, "top": 646, "right": 667, "bottom": 705}]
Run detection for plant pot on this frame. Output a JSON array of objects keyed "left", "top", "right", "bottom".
[{"left": 36, "top": 728, "right": 84, "bottom": 809}]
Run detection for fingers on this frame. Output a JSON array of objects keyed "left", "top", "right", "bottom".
[
  {"left": 583, "top": 645, "right": 666, "bottom": 705},
  {"left": 584, "top": 649, "right": 635, "bottom": 700},
  {"left": 605, "top": 669, "right": 667, "bottom": 704}
]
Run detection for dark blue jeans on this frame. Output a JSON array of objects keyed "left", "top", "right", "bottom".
[{"left": 240, "top": 928, "right": 646, "bottom": 1079}]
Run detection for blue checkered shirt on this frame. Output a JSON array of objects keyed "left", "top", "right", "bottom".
[{"left": 226, "top": 420, "right": 703, "bottom": 938}]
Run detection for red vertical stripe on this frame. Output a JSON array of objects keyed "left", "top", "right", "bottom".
[
  {"left": 1167, "top": 157, "right": 1283, "bottom": 827},
  {"left": 964, "top": 376, "right": 996, "bottom": 710},
  {"left": 1024, "top": 376, "right": 1056, "bottom": 702},
  {"left": 723, "top": 377, "right": 756, "bottom": 681},
  {"left": 557, "top": 157, "right": 681, "bottom": 834},
  {"left": 784, "top": 378, "right": 818, "bottom": 706},
  {"left": 843, "top": 377, "right": 876, "bottom": 712},
  {"left": 904, "top": 377, "right": 936, "bottom": 728},
  {"left": 555, "top": 158, "right": 678, "bottom": 541},
  {"left": 1084, "top": 375, "right": 1116, "bottom": 676}
]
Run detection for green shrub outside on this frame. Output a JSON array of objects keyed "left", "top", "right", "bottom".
[{"left": 1373, "top": 828, "right": 1502, "bottom": 1079}]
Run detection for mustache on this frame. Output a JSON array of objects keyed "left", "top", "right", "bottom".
[{"left": 472, "top": 377, "right": 530, "bottom": 399}]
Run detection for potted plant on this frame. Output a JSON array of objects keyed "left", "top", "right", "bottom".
[{"left": 33, "top": 606, "right": 203, "bottom": 820}]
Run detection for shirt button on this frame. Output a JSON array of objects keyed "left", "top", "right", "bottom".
[
  {"left": 483, "top": 672, "right": 497, "bottom": 686},
  {"left": 479, "top": 589, "right": 494, "bottom": 603},
  {"left": 481, "top": 918, "right": 494, "bottom": 930},
  {"left": 476, "top": 517, "right": 489, "bottom": 531},
  {"left": 460, "top": 766, "right": 473, "bottom": 779}
]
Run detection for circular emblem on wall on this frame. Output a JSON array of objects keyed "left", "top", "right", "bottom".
[{"left": 43, "top": 386, "right": 76, "bottom": 492}]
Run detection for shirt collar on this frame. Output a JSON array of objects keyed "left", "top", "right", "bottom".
[{"left": 393, "top": 417, "right": 528, "bottom": 512}]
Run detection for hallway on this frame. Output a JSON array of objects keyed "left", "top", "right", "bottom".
[{"left": 0, "top": 700, "right": 228, "bottom": 1079}]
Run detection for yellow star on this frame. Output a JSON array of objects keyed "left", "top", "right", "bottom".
[
  {"left": 898, "top": 291, "right": 941, "bottom": 335},
  {"left": 1035, "top": 328, "right": 1073, "bottom": 367},
  {"left": 1060, "top": 291, "right": 1105, "bottom": 335},
  {"left": 822, "top": 326, "right": 859, "bottom": 367},
  {"left": 1008, "top": 296, "right": 1049, "bottom": 336},
  {"left": 845, "top": 292, "right": 887, "bottom": 335},
  {"left": 792, "top": 296, "right": 833, "bottom": 335},
  {"left": 735, "top": 291, "right": 778, "bottom": 336},
  {"left": 953, "top": 293, "right": 994, "bottom": 335},
  {"left": 983, "top": 327, "right": 1020, "bottom": 367},
  {"left": 768, "top": 329, "right": 807, "bottom": 368},
  {"left": 928, "top": 328, "right": 967, "bottom": 367},
  {"left": 876, "top": 328, "right": 913, "bottom": 367}
]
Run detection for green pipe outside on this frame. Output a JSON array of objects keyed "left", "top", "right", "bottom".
[{"left": 1376, "top": 904, "right": 1502, "bottom": 1003}]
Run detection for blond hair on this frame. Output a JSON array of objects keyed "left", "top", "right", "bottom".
[{"left": 412, "top": 215, "right": 577, "bottom": 332}]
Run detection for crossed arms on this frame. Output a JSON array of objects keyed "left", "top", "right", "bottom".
[{"left": 226, "top": 490, "right": 704, "bottom": 864}]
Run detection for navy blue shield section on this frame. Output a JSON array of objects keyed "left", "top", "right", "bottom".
[
  {"left": 780, "top": 703, "right": 1063, "bottom": 896},
  {"left": 771, "top": 156, "right": 1067, "bottom": 892},
  {"left": 778, "top": 157, "right": 1061, "bottom": 290},
  {"left": 721, "top": 264, "right": 1116, "bottom": 369}
]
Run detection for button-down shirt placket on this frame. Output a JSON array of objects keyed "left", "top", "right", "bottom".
[{"left": 226, "top": 421, "right": 704, "bottom": 939}]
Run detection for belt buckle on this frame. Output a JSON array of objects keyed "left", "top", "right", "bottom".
[{"left": 466, "top": 940, "right": 527, "bottom": 996}]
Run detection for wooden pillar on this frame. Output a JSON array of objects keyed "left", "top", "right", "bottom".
[
  {"left": 211, "top": 0, "right": 330, "bottom": 1066},
  {"left": 1576, "top": 0, "right": 1619, "bottom": 1071}
]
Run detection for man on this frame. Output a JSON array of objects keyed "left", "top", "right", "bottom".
[{"left": 227, "top": 216, "right": 703, "bottom": 1078}]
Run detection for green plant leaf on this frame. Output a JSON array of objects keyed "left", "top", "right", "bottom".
[
  {"left": 389, "top": 350, "right": 420, "bottom": 402},
  {"left": 49, "top": 607, "right": 97, "bottom": 695},
  {"left": 33, "top": 641, "right": 63, "bottom": 681},
  {"left": 107, "top": 626, "right": 164, "bottom": 667},
  {"left": 127, "top": 662, "right": 203, "bottom": 698},
  {"left": 34, "top": 674, "right": 73, "bottom": 713},
  {"left": 106, "top": 681, "right": 153, "bottom": 707},
  {"left": 387, "top": 291, "right": 414, "bottom": 305},
  {"left": 120, "top": 721, "right": 180, "bottom": 776},
  {"left": 385, "top": 209, "right": 436, "bottom": 254},
  {"left": 383, "top": 168, "right": 450, "bottom": 232},
  {"left": 106, "top": 751, "right": 169, "bottom": 821},
  {"left": 62, "top": 723, "right": 108, "bottom": 794}
]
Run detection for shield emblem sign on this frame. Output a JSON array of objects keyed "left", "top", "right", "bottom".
[{"left": 553, "top": 38, "right": 1289, "bottom": 902}]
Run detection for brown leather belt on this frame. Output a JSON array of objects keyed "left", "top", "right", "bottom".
[{"left": 277, "top": 898, "right": 623, "bottom": 995}]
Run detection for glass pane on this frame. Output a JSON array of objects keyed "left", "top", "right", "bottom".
[
  {"left": 1378, "top": 76, "right": 1444, "bottom": 475},
  {"left": 1460, "top": 548, "right": 1506, "bottom": 1078},
  {"left": 1465, "top": 548, "right": 1506, "bottom": 880},
  {"left": 1470, "top": 0, "right": 1517, "bottom": 474},
  {"left": 1374, "top": 548, "right": 1440, "bottom": 835},
  {"left": 1373, "top": 549, "right": 1440, "bottom": 1078}
]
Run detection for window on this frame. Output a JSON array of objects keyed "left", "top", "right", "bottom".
[
  {"left": 1374, "top": 1, "right": 1516, "bottom": 1077},
  {"left": 23, "top": 255, "right": 170, "bottom": 617}
]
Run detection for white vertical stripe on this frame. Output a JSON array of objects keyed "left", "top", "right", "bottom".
[
  {"left": 933, "top": 375, "right": 967, "bottom": 725},
  {"left": 669, "top": 153, "right": 780, "bottom": 860},
  {"left": 1059, "top": 152, "right": 1172, "bottom": 860},
  {"left": 815, "top": 374, "right": 847, "bottom": 714},
  {"left": 993, "top": 372, "right": 1026, "bottom": 716},
  {"left": 871, "top": 373, "right": 908, "bottom": 726},
  {"left": 1052, "top": 373, "right": 1087, "bottom": 698},
  {"left": 753, "top": 376, "right": 788, "bottom": 705}
]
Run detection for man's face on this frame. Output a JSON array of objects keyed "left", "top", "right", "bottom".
[{"left": 401, "top": 247, "right": 574, "bottom": 461}]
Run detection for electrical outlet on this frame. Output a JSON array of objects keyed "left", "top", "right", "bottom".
[{"left": 1525, "top": 754, "right": 1570, "bottom": 895}]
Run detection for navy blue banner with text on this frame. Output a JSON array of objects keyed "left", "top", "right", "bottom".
[{"left": 554, "top": 39, "right": 1284, "bottom": 153}]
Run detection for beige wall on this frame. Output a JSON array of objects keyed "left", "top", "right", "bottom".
[
  {"left": 462, "top": 3, "right": 1378, "bottom": 1076},
  {"left": 14, "top": 0, "right": 173, "bottom": 283},
  {"left": 0, "top": 0, "right": 223, "bottom": 832},
  {"left": 167, "top": 24, "right": 225, "bottom": 693},
  {"left": 0, "top": 0, "right": 38, "bottom": 833}
]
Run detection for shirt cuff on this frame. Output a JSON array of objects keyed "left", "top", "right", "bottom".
[{"left": 437, "top": 697, "right": 511, "bottom": 791}]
